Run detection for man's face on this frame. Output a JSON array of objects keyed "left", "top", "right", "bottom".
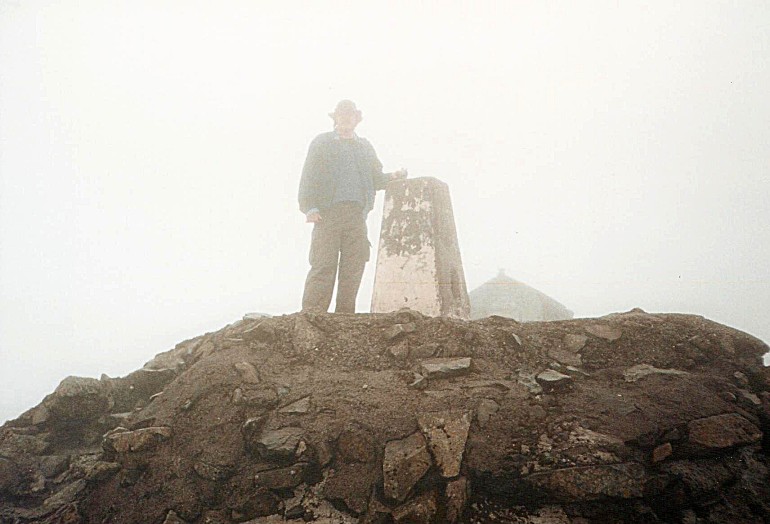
[{"left": 334, "top": 111, "right": 361, "bottom": 134}]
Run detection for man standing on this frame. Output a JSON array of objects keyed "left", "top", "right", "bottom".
[{"left": 299, "top": 100, "right": 406, "bottom": 313}]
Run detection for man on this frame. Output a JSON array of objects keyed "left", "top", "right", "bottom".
[{"left": 299, "top": 100, "right": 406, "bottom": 313}]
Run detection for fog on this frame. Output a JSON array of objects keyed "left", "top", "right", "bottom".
[{"left": 2, "top": 1, "right": 769, "bottom": 423}]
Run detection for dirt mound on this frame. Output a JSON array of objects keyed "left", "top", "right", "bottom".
[{"left": 1, "top": 309, "right": 769, "bottom": 523}]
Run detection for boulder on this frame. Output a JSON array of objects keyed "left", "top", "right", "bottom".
[
  {"left": 687, "top": 413, "right": 762, "bottom": 451},
  {"left": 383, "top": 432, "right": 432, "bottom": 502},
  {"left": 46, "top": 376, "right": 110, "bottom": 424},
  {"left": 417, "top": 411, "right": 471, "bottom": 477}
]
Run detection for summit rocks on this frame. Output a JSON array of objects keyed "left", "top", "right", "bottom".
[{"left": 1, "top": 309, "right": 769, "bottom": 523}]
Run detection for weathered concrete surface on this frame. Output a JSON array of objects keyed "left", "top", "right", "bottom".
[{"left": 371, "top": 177, "right": 470, "bottom": 318}]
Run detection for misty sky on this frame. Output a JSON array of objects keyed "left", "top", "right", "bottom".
[{"left": 1, "top": 1, "right": 769, "bottom": 423}]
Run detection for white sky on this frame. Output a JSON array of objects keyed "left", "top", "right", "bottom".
[{"left": 1, "top": 1, "right": 769, "bottom": 423}]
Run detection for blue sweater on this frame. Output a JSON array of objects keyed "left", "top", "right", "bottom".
[{"left": 298, "top": 131, "right": 391, "bottom": 216}]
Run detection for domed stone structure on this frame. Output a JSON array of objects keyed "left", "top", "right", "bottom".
[{"left": 469, "top": 269, "right": 573, "bottom": 321}]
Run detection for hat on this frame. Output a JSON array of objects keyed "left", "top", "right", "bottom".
[{"left": 329, "top": 99, "right": 361, "bottom": 119}]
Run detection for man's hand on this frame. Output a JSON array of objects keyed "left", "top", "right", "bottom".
[
  {"left": 306, "top": 211, "right": 322, "bottom": 223},
  {"left": 390, "top": 168, "right": 408, "bottom": 181}
]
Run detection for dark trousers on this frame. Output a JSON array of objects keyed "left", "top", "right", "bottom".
[{"left": 302, "top": 203, "right": 370, "bottom": 313}]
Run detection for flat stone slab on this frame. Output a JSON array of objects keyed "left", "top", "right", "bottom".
[
  {"left": 383, "top": 432, "right": 432, "bottom": 502},
  {"left": 687, "top": 413, "right": 762, "bottom": 450},
  {"left": 419, "top": 357, "right": 472, "bottom": 379},
  {"left": 623, "top": 364, "right": 689, "bottom": 382},
  {"left": 418, "top": 411, "right": 471, "bottom": 477}
]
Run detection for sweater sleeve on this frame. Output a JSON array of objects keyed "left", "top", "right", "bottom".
[{"left": 298, "top": 137, "right": 323, "bottom": 214}]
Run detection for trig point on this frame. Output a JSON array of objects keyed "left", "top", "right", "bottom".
[{"left": 371, "top": 177, "right": 470, "bottom": 318}]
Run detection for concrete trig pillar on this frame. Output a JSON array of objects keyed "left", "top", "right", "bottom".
[{"left": 371, "top": 177, "right": 470, "bottom": 318}]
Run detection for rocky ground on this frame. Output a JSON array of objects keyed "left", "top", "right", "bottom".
[{"left": 1, "top": 308, "right": 769, "bottom": 523}]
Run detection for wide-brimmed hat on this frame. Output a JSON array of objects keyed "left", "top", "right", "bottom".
[{"left": 329, "top": 99, "right": 362, "bottom": 119}]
